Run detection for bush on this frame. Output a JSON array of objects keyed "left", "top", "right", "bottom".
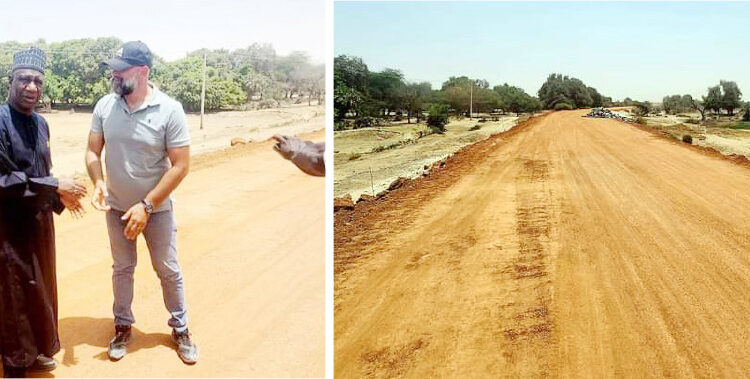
[
  {"left": 334, "top": 119, "right": 355, "bottom": 131},
  {"left": 469, "top": 124, "right": 482, "bottom": 131},
  {"left": 634, "top": 101, "right": 652, "bottom": 116},
  {"left": 682, "top": 135, "right": 693, "bottom": 144},
  {"left": 743, "top": 108, "right": 750, "bottom": 122},
  {"left": 634, "top": 116, "right": 647, "bottom": 125},
  {"left": 354, "top": 117, "right": 381, "bottom": 128},
  {"left": 427, "top": 104, "right": 450, "bottom": 133},
  {"left": 258, "top": 99, "right": 279, "bottom": 109},
  {"left": 554, "top": 102, "right": 574, "bottom": 110},
  {"left": 685, "top": 118, "right": 699, "bottom": 124}
]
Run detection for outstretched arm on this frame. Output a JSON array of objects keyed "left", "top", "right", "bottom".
[{"left": 272, "top": 135, "right": 325, "bottom": 177}]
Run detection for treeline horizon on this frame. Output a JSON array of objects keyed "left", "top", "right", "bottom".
[
  {"left": 334, "top": 55, "right": 612, "bottom": 130},
  {"left": 660, "top": 80, "right": 746, "bottom": 121},
  {"left": 1, "top": 38, "right": 324, "bottom": 112},
  {"left": 335, "top": 55, "right": 749, "bottom": 130}
]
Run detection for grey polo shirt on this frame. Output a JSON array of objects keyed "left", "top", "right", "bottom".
[{"left": 91, "top": 85, "right": 190, "bottom": 213}]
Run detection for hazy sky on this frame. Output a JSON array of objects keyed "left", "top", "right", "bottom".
[
  {"left": 0, "top": 0, "right": 324, "bottom": 63},
  {"left": 335, "top": 1, "right": 750, "bottom": 102}
]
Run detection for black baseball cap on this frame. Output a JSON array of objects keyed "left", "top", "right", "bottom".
[{"left": 101, "top": 41, "right": 153, "bottom": 71}]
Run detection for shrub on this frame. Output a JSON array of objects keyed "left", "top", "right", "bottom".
[
  {"left": 427, "top": 104, "right": 450, "bottom": 133},
  {"left": 634, "top": 101, "right": 652, "bottom": 116},
  {"left": 469, "top": 124, "right": 482, "bottom": 131},
  {"left": 682, "top": 135, "right": 693, "bottom": 144},
  {"left": 634, "top": 116, "right": 647, "bottom": 125},
  {"left": 685, "top": 118, "right": 699, "bottom": 124},
  {"left": 743, "top": 108, "right": 750, "bottom": 122},
  {"left": 258, "top": 99, "right": 279, "bottom": 109},
  {"left": 354, "top": 117, "right": 381, "bottom": 128},
  {"left": 554, "top": 102, "right": 574, "bottom": 110}
]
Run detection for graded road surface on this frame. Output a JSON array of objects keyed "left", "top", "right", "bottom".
[
  {"left": 334, "top": 110, "right": 750, "bottom": 378},
  {"left": 4, "top": 130, "right": 325, "bottom": 378}
]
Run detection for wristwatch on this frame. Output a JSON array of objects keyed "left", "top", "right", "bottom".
[{"left": 141, "top": 199, "right": 154, "bottom": 214}]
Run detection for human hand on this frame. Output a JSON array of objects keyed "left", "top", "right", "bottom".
[
  {"left": 272, "top": 135, "right": 307, "bottom": 160},
  {"left": 91, "top": 180, "right": 111, "bottom": 211},
  {"left": 121, "top": 202, "right": 149, "bottom": 241},
  {"left": 57, "top": 177, "right": 87, "bottom": 199},
  {"left": 60, "top": 191, "right": 85, "bottom": 218}
]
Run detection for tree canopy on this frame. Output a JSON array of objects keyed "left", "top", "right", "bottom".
[
  {"left": 661, "top": 81, "right": 743, "bottom": 119},
  {"left": 1, "top": 38, "right": 323, "bottom": 111},
  {"left": 334, "top": 55, "right": 545, "bottom": 129},
  {"left": 537, "top": 73, "right": 610, "bottom": 109}
]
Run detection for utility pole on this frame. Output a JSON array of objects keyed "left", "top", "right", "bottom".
[
  {"left": 469, "top": 80, "right": 473, "bottom": 119},
  {"left": 200, "top": 52, "right": 206, "bottom": 130}
]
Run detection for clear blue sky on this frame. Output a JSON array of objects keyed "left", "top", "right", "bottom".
[
  {"left": 0, "top": 0, "right": 324, "bottom": 63},
  {"left": 335, "top": 1, "right": 750, "bottom": 102}
]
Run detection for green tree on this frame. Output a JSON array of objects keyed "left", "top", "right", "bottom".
[
  {"left": 634, "top": 101, "right": 652, "bottom": 116},
  {"left": 494, "top": 84, "right": 538, "bottom": 116},
  {"left": 685, "top": 95, "right": 707, "bottom": 121},
  {"left": 588, "top": 86, "right": 604, "bottom": 108},
  {"left": 47, "top": 37, "right": 121, "bottom": 105},
  {"left": 231, "top": 43, "right": 277, "bottom": 75},
  {"left": 538, "top": 73, "right": 602, "bottom": 109},
  {"left": 442, "top": 85, "right": 470, "bottom": 116},
  {"left": 237, "top": 64, "right": 272, "bottom": 100},
  {"left": 334, "top": 55, "right": 369, "bottom": 94},
  {"left": 153, "top": 55, "right": 246, "bottom": 111},
  {"left": 441, "top": 76, "right": 490, "bottom": 116},
  {"left": 427, "top": 103, "right": 449, "bottom": 133},
  {"left": 333, "top": 55, "right": 370, "bottom": 122},
  {"left": 0, "top": 41, "right": 31, "bottom": 96},
  {"left": 403, "top": 82, "right": 431, "bottom": 123},
  {"left": 299, "top": 64, "right": 324, "bottom": 105},
  {"left": 720, "top": 80, "right": 742, "bottom": 116},
  {"left": 41, "top": 71, "right": 64, "bottom": 108},
  {"left": 703, "top": 85, "right": 723, "bottom": 116},
  {"left": 369, "top": 68, "right": 405, "bottom": 117}
]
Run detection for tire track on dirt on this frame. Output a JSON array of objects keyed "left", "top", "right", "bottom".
[{"left": 336, "top": 110, "right": 750, "bottom": 377}]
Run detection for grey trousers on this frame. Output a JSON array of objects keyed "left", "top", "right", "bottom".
[{"left": 106, "top": 207, "right": 188, "bottom": 331}]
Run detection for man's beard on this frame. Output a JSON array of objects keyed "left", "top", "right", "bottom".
[{"left": 112, "top": 76, "right": 137, "bottom": 96}]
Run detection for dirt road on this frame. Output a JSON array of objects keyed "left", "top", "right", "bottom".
[
  {"left": 46, "top": 105, "right": 325, "bottom": 176},
  {"left": 334, "top": 110, "right": 750, "bottom": 377},
  {"left": 6, "top": 130, "right": 325, "bottom": 378}
]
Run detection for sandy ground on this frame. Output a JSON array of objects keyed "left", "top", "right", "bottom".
[
  {"left": 1, "top": 108, "right": 324, "bottom": 377},
  {"left": 334, "top": 116, "right": 519, "bottom": 200},
  {"left": 44, "top": 104, "right": 324, "bottom": 176},
  {"left": 334, "top": 110, "right": 750, "bottom": 377},
  {"left": 641, "top": 111, "right": 750, "bottom": 158}
]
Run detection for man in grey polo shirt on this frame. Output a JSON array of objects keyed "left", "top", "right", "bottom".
[{"left": 84, "top": 41, "right": 198, "bottom": 364}]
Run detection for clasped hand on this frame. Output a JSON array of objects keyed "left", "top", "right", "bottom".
[{"left": 57, "top": 176, "right": 87, "bottom": 218}]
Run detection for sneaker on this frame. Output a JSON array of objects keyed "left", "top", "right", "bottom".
[
  {"left": 28, "top": 355, "right": 56, "bottom": 371},
  {"left": 171, "top": 328, "right": 198, "bottom": 364},
  {"left": 108, "top": 325, "right": 132, "bottom": 361}
]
